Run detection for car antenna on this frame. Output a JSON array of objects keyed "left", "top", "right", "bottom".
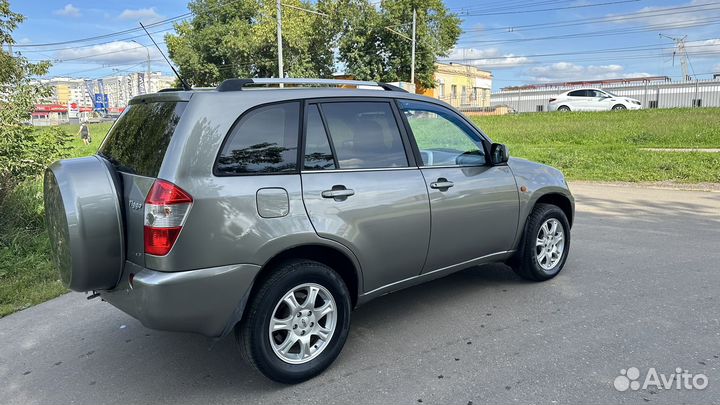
[{"left": 139, "top": 21, "right": 191, "bottom": 91}]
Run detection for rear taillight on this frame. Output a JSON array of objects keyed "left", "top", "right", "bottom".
[
  {"left": 143, "top": 179, "right": 193, "bottom": 256},
  {"left": 549, "top": 98, "right": 557, "bottom": 103}
]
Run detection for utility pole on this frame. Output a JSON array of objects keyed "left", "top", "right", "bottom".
[
  {"left": 132, "top": 40, "right": 151, "bottom": 93},
  {"left": 659, "top": 33, "right": 691, "bottom": 81},
  {"left": 276, "top": 0, "right": 284, "bottom": 80},
  {"left": 411, "top": 8, "right": 416, "bottom": 85}
]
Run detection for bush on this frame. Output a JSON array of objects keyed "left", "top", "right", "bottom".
[{"left": 0, "top": 126, "right": 73, "bottom": 204}]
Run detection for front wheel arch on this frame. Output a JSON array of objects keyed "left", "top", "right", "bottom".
[{"left": 534, "top": 193, "right": 574, "bottom": 227}]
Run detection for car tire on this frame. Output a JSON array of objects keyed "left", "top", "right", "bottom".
[
  {"left": 511, "top": 203, "right": 571, "bottom": 281},
  {"left": 236, "top": 259, "right": 351, "bottom": 384},
  {"left": 612, "top": 104, "right": 627, "bottom": 110},
  {"left": 557, "top": 105, "right": 571, "bottom": 112}
]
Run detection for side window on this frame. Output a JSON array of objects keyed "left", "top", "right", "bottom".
[
  {"left": 568, "top": 90, "right": 585, "bottom": 97},
  {"left": 215, "top": 102, "right": 299, "bottom": 175},
  {"left": 303, "top": 105, "right": 336, "bottom": 170},
  {"left": 398, "top": 100, "right": 486, "bottom": 167},
  {"left": 319, "top": 102, "right": 408, "bottom": 169}
]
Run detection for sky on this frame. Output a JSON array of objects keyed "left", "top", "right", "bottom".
[{"left": 10, "top": 0, "right": 720, "bottom": 91}]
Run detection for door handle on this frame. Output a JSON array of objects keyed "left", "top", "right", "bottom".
[
  {"left": 430, "top": 178, "right": 454, "bottom": 190},
  {"left": 321, "top": 186, "right": 355, "bottom": 201}
]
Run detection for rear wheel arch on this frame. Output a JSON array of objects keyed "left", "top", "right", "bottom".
[{"left": 254, "top": 245, "right": 360, "bottom": 308}]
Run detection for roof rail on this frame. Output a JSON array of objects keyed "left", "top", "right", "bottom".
[{"left": 216, "top": 78, "right": 408, "bottom": 93}]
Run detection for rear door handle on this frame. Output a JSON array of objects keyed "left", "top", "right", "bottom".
[
  {"left": 321, "top": 186, "right": 355, "bottom": 201},
  {"left": 430, "top": 178, "right": 454, "bottom": 190}
]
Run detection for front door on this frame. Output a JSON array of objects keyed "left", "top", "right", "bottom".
[
  {"left": 301, "top": 100, "right": 431, "bottom": 292},
  {"left": 397, "top": 99, "right": 520, "bottom": 273}
]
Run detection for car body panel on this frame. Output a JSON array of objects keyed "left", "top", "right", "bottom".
[
  {"left": 301, "top": 168, "right": 431, "bottom": 292},
  {"left": 101, "top": 260, "right": 260, "bottom": 337},
  {"left": 419, "top": 165, "right": 519, "bottom": 272},
  {"left": 506, "top": 157, "right": 575, "bottom": 247}
]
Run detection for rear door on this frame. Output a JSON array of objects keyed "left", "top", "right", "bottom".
[
  {"left": 98, "top": 99, "right": 188, "bottom": 266},
  {"left": 397, "top": 99, "right": 519, "bottom": 273},
  {"left": 301, "top": 100, "right": 431, "bottom": 293},
  {"left": 566, "top": 89, "right": 590, "bottom": 111}
]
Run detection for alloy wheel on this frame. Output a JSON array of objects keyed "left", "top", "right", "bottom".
[
  {"left": 535, "top": 218, "right": 565, "bottom": 272},
  {"left": 268, "top": 283, "right": 337, "bottom": 364}
]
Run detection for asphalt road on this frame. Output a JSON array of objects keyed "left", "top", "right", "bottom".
[{"left": 1, "top": 183, "right": 719, "bottom": 405}]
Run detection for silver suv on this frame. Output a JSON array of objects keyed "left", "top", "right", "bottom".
[{"left": 44, "top": 78, "right": 574, "bottom": 383}]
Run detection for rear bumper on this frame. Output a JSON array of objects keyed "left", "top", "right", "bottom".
[{"left": 101, "top": 261, "right": 261, "bottom": 337}]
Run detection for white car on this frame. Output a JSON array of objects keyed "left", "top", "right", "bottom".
[{"left": 548, "top": 88, "right": 642, "bottom": 112}]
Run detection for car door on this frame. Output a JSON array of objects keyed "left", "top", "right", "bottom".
[
  {"left": 587, "top": 90, "right": 610, "bottom": 111},
  {"left": 566, "top": 89, "right": 590, "bottom": 111},
  {"left": 301, "top": 100, "right": 431, "bottom": 293},
  {"left": 397, "top": 99, "right": 519, "bottom": 273}
]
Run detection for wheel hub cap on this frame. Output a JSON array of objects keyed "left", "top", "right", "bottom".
[
  {"left": 269, "top": 283, "right": 337, "bottom": 364},
  {"left": 535, "top": 218, "right": 565, "bottom": 272}
]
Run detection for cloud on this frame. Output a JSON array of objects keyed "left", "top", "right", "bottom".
[
  {"left": 55, "top": 4, "right": 80, "bottom": 17},
  {"left": 118, "top": 7, "right": 163, "bottom": 22},
  {"left": 443, "top": 47, "right": 530, "bottom": 69},
  {"left": 55, "top": 41, "right": 158, "bottom": 65},
  {"left": 686, "top": 38, "right": 720, "bottom": 56},
  {"left": 525, "top": 62, "right": 652, "bottom": 82}
]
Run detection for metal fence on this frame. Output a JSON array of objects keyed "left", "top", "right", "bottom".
[{"left": 489, "top": 79, "right": 720, "bottom": 113}]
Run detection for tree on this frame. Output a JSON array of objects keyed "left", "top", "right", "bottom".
[
  {"left": 338, "top": 0, "right": 461, "bottom": 89},
  {"left": 0, "top": 0, "right": 69, "bottom": 204},
  {"left": 166, "top": 0, "right": 337, "bottom": 86}
]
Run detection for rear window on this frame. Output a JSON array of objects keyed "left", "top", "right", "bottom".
[
  {"left": 99, "top": 101, "right": 186, "bottom": 177},
  {"left": 215, "top": 102, "right": 300, "bottom": 175}
]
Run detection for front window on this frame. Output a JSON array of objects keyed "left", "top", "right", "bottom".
[{"left": 398, "top": 100, "right": 486, "bottom": 167}]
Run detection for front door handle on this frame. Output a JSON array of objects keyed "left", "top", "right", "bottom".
[
  {"left": 430, "top": 178, "right": 454, "bottom": 190},
  {"left": 321, "top": 186, "right": 355, "bottom": 201}
]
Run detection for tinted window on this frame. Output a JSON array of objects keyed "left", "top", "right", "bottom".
[
  {"left": 304, "top": 105, "right": 336, "bottom": 170},
  {"left": 399, "top": 100, "right": 486, "bottom": 166},
  {"left": 216, "top": 102, "right": 299, "bottom": 175},
  {"left": 320, "top": 102, "right": 407, "bottom": 169},
  {"left": 568, "top": 90, "right": 587, "bottom": 97},
  {"left": 99, "top": 101, "right": 186, "bottom": 177}
]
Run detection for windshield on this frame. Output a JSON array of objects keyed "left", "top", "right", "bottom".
[{"left": 99, "top": 101, "right": 187, "bottom": 177}]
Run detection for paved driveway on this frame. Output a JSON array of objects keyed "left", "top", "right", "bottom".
[{"left": 1, "top": 183, "right": 719, "bottom": 405}]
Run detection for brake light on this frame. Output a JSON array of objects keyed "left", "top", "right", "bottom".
[
  {"left": 143, "top": 179, "right": 193, "bottom": 256},
  {"left": 549, "top": 98, "right": 557, "bottom": 103}
]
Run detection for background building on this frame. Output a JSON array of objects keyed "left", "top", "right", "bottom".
[
  {"left": 420, "top": 62, "right": 493, "bottom": 108},
  {"left": 39, "top": 72, "right": 176, "bottom": 109}
]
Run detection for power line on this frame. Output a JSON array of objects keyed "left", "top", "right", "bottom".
[
  {"left": 443, "top": 38, "right": 720, "bottom": 62},
  {"left": 458, "top": 17, "right": 720, "bottom": 46},
  {"left": 461, "top": 2, "right": 720, "bottom": 34},
  {"left": 13, "top": 14, "right": 189, "bottom": 48},
  {"left": 459, "top": 0, "right": 642, "bottom": 17}
]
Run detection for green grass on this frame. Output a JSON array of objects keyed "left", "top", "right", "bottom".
[
  {"left": 471, "top": 108, "right": 720, "bottom": 183},
  {"left": 1, "top": 110, "right": 720, "bottom": 317},
  {"left": 0, "top": 122, "right": 110, "bottom": 317}
]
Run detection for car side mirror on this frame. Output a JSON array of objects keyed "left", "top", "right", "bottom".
[{"left": 491, "top": 143, "right": 509, "bottom": 165}]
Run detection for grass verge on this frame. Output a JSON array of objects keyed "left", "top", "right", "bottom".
[{"left": 472, "top": 108, "right": 720, "bottom": 183}]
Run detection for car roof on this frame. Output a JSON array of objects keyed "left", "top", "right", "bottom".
[{"left": 130, "top": 80, "right": 451, "bottom": 109}]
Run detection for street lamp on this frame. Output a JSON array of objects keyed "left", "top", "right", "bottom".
[{"left": 131, "top": 40, "right": 152, "bottom": 93}]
